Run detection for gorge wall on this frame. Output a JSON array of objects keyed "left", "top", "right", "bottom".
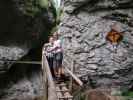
[
  {"left": 0, "top": 0, "right": 56, "bottom": 100},
  {"left": 0, "top": 0, "right": 56, "bottom": 70},
  {"left": 59, "top": 0, "right": 133, "bottom": 89}
]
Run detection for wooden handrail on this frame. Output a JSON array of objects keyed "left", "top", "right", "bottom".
[
  {"left": 42, "top": 51, "right": 58, "bottom": 100},
  {"left": 64, "top": 65, "right": 83, "bottom": 86},
  {"left": 0, "top": 59, "right": 42, "bottom": 65},
  {"left": 63, "top": 53, "right": 83, "bottom": 87},
  {"left": 41, "top": 50, "right": 83, "bottom": 100}
]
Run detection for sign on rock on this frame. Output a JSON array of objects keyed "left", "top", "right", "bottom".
[{"left": 106, "top": 29, "right": 123, "bottom": 44}]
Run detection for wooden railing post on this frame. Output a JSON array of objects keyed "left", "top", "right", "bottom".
[
  {"left": 42, "top": 50, "right": 58, "bottom": 100},
  {"left": 69, "top": 59, "right": 75, "bottom": 92},
  {"left": 41, "top": 51, "right": 48, "bottom": 100},
  {"left": 64, "top": 54, "right": 83, "bottom": 88}
]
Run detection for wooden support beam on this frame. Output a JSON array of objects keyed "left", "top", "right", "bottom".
[
  {"left": 12, "top": 61, "right": 41, "bottom": 65},
  {"left": 0, "top": 59, "right": 41, "bottom": 65}
]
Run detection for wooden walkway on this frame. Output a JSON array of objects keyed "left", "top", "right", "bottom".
[
  {"left": 42, "top": 50, "right": 83, "bottom": 100},
  {"left": 56, "top": 82, "right": 73, "bottom": 100},
  {"left": 0, "top": 50, "right": 83, "bottom": 100}
]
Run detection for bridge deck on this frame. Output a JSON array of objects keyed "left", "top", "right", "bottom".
[
  {"left": 56, "top": 82, "right": 73, "bottom": 100},
  {"left": 41, "top": 51, "right": 84, "bottom": 100}
]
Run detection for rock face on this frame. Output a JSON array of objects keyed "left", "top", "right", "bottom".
[
  {"left": 0, "top": 65, "right": 43, "bottom": 100},
  {"left": 85, "top": 89, "right": 124, "bottom": 100},
  {"left": 0, "top": 0, "right": 56, "bottom": 72},
  {"left": 59, "top": 0, "right": 133, "bottom": 89},
  {"left": 0, "top": 0, "right": 56, "bottom": 100},
  {"left": 0, "top": 0, "right": 55, "bottom": 60}
]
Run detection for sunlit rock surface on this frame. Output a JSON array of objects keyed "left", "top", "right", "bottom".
[{"left": 59, "top": 0, "right": 133, "bottom": 89}]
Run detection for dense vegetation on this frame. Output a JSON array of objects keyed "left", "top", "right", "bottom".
[{"left": 18, "top": 0, "right": 61, "bottom": 24}]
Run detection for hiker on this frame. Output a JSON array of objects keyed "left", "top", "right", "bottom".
[
  {"left": 43, "top": 36, "right": 55, "bottom": 78},
  {"left": 48, "top": 32, "right": 64, "bottom": 79}
]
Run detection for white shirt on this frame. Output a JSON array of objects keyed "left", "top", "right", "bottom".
[{"left": 53, "top": 39, "right": 62, "bottom": 53}]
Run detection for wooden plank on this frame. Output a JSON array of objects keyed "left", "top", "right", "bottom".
[
  {"left": 41, "top": 55, "right": 48, "bottom": 100},
  {"left": 61, "top": 84, "right": 73, "bottom": 100},
  {"left": 65, "top": 66, "right": 83, "bottom": 86},
  {"left": 42, "top": 54, "right": 58, "bottom": 100},
  {"left": 56, "top": 86, "right": 63, "bottom": 100},
  {"left": 56, "top": 89, "right": 69, "bottom": 92},
  {"left": 69, "top": 60, "right": 74, "bottom": 92},
  {"left": 58, "top": 83, "right": 67, "bottom": 87},
  {"left": 0, "top": 59, "right": 41, "bottom": 65},
  {"left": 13, "top": 61, "right": 41, "bottom": 64},
  {"left": 58, "top": 96, "right": 73, "bottom": 99}
]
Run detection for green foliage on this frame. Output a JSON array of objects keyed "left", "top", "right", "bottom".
[
  {"left": 50, "top": 0, "right": 62, "bottom": 24},
  {"left": 122, "top": 91, "right": 133, "bottom": 97},
  {"left": 22, "top": 0, "right": 49, "bottom": 17},
  {"left": 22, "top": 0, "right": 62, "bottom": 23},
  {"left": 39, "top": 0, "right": 49, "bottom": 8},
  {"left": 120, "top": 89, "right": 133, "bottom": 100}
]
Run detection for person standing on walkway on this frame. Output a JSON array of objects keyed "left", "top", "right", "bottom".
[
  {"left": 49, "top": 32, "right": 64, "bottom": 79},
  {"left": 43, "top": 36, "right": 55, "bottom": 78}
]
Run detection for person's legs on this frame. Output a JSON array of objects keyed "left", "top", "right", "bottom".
[
  {"left": 49, "top": 57, "right": 55, "bottom": 78},
  {"left": 53, "top": 54, "right": 58, "bottom": 77},
  {"left": 56, "top": 52, "right": 63, "bottom": 78},
  {"left": 47, "top": 57, "right": 54, "bottom": 77}
]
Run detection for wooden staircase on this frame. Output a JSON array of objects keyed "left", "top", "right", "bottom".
[
  {"left": 42, "top": 50, "right": 83, "bottom": 100},
  {"left": 56, "top": 82, "right": 73, "bottom": 100}
]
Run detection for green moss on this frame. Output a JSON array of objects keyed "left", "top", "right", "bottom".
[
  {"left": 122, "top": 91, "right": 133, "bottom": 97},
  {"left": 120, "top": 89, "right": 133, "bottom": 100}
]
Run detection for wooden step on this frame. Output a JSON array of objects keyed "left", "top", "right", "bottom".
[
  {"left": 57, "top": 83, "right": 67, "bottom": 87},
  {"left": 62, "top": 86, "right": 73, "bottom": 100},
  {"left": 56, "top": 89, "right": 69, "bottom": 92},
  {"left": 58, "top": 96, "right": 73, "bottom": 99},
  {"left": 55, "top": 82, "right": 73, "bottom": 100},
  {"left": 56, "top": 86, "right": 63, "bottom": 100}
]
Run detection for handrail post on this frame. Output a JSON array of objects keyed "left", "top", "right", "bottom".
[
  {"left": 69, "top": 59, "right": 75, "bottom": 92},
  {"left": 41, "top": 51, "right": 48, "bottom": 100},
  {"left": 41, "top": 49, "right": 58, "bottom": 100},
  {"left": 64, "top": 54, "right": 83, "bottom": 87}
]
